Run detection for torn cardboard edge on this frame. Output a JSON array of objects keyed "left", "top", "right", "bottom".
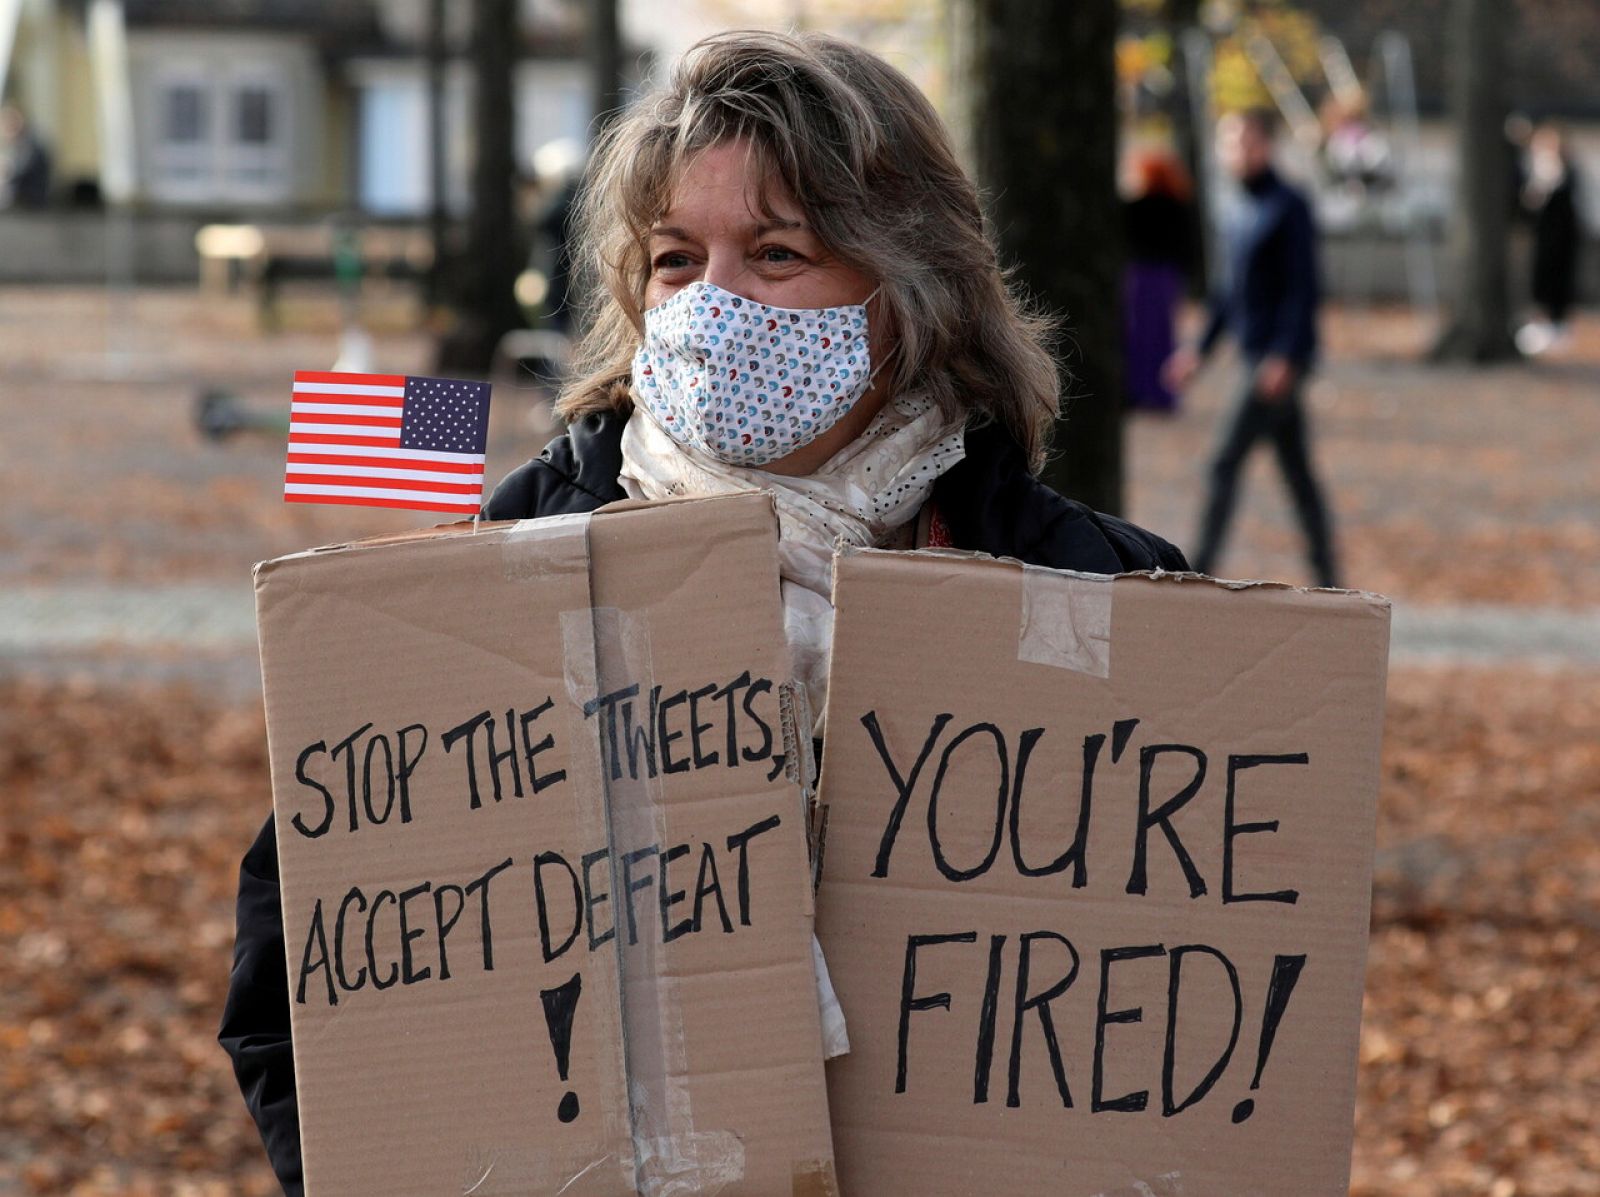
[
  {"left": 832, "top": 543, "right": 1394, "bottom": 608},
  {"left": 251, "top": 494, "right": 758, "bottom": 580}
]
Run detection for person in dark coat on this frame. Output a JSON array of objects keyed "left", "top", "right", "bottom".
[
  {"left": 220, "top": 30, "right": 1186, "bottom": 1195},
  {"left": 1122, "top": 147, "right": 1198, "bottom": 414},
  {"left": 1, "top": 105, "right": 52, "bottom": 209},
  {"left": 1165, "top": 107, "right": 1338, "bottom": 589},
  {"left": 1516, "top": 123, "right": 1582, "bottom": 356}
]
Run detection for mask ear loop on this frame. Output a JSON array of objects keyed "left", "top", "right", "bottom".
[{"left": 860, "top": 286, "right": 897, "bottom": 391}]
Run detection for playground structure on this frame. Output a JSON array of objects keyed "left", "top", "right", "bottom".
[{"left": 1179, "top": 19, "right": 1442, "bottom": 313}]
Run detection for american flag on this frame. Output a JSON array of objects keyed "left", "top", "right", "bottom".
[{"left": 285, "top": 371, "right": 492, "bottom": 515}]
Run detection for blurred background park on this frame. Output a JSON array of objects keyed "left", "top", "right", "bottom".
[{"left": 1, "top": 0, "right": 1598, "bottom": 1193}]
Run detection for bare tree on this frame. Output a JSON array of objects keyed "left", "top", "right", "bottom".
[
  {"left": 590, "top": 0, "right": 624, "bottom": 130},
  {"left": 439, "top": 0, "right": 525, "bottom": 372},
  {"left": 1165, "top": 0, "right": 1208, "bottom": 293},
  {"left": 971, "top": 0, "right": 1124, "bottom": 514},
  {"left": 1432, "top": 0, "right": 1518, "bottom": 362},
  {"left": 425, "top": 0, "right": 448, "bottom": 305}
]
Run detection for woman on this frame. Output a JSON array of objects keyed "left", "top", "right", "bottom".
[
  {"left": 1121, "top": 146, "right": 1196, "bottom": 415},
  {"left": 1517, "top": 122, "right": 1581, "bottom": 356},
  {"left": 221, "top": 31, "right": 1186, "bottom": 1193}
]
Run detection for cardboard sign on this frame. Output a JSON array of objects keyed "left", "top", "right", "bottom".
[
  {"left": 256, "top": 494, "right": 836, "bottom": 1196},
  {"left": 815, "top": 550, "right": 1390, "bottom": 1196}
]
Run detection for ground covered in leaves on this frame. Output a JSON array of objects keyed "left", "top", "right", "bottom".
[
  {"left": 1354, "top": 668, "right": 1600, "bottom": 1196},
  {"left": 1, "top": 666, "right": 1596, "bottom": 1194},
  {"left": 0, "top": 681, "right": 278, "bottom": 1196}
]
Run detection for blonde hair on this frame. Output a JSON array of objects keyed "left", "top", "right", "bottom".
[{"left": 558, "top": 29, "right": 1060, "bottom": 469}]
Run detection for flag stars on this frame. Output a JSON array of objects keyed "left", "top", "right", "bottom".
[{"left": 399, "top": 375, "right": 491, "bottom": 455}]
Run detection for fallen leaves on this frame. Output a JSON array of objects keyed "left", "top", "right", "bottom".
[
  {"left": 3, "top": 665, "right": 1597, "bottom": 1192},
  {"left": 0, "top": 679, "right": 280, "bottom": 1195},
  {"left": 1351, "top": 666, "right": 1600, "bottom": 1197}
]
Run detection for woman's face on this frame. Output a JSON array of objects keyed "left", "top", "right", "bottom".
[{"left": 644, "top": 138, "right": 893, "bottom": 475}]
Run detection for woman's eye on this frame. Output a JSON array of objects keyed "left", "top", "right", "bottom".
[
  {"left": 759, "top": 245, "right": 802, "bottom": 264},
  {"left": 652, "top": 251, "right": 693, "bottom": 272}
]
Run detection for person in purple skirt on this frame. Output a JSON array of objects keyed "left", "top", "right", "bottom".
[{"left": 1122, "top": 148, "right": 1197, "bottom": 415}]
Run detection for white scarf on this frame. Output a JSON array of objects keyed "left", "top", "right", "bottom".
[{"left": 618, "top": 393, "right": 966, "bottom": 733}]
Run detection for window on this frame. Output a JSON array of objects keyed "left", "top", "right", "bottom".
[
  {"left": 164, "top": 84, "right": 207, "bottom": 145},
  {"left": 225, "top": 77, "right": 288, "bottom": 194},
  {"left": 151, "top": 72, "right": 213, "bottom": 193},
  {"left": 235, "top": 86, "right": 274, "bottom": 146}
]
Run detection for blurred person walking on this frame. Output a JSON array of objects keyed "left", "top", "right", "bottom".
[
  {"left": 1516, "top": 123, "right": 1582, "bottom": 356},
  {"left": 0, "top": 105, "right": 52, "bottom": 209},
  {"left": 1165, "top": 108, "right": 1338, "bottom": 589},
  {"left": 1122, "top": 147, "right": 1196, "bottom": 415}
]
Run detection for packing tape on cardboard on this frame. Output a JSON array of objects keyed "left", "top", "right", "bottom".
[
  {"left": 558, "top": 577, "right": 747, "bottom": 1195},
  {"left": 635, "top": 1129, "right": 746, "bottom": 1197},
  {"left": 1017, "top": 565, "right": 1113, "bottom": 677},
  {"left": 501, "top": 511, "right": 593, "bottom": 582},
  {"left": 792, "top": 1159, "right": 842, "bottom": 1197},
  {"left": 559, "top": 605, "right": 656, "bottom": 713}
]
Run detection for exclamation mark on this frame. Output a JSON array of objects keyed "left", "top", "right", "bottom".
[
  {"left": 1231, "top": 954, "right": 1306, "bottom": 1124},
  {"left": 540, "top": 973, "right": 583, "bottom": 1123}
]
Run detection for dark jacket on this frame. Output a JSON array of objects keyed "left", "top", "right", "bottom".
[
  {"left": 5, "top": 128, "right": 52, "bottom": 208},
  {"left": 219, "top": 410, "right": 1187, "bottom": 1194},
  {"left": 1529, "top": 166, "right": 1581, "bottom": 317},
  {"left": 1199, "top": 167, "right": 1320, "bottom": 369},
  {"left": 1124, "top": 190, "right": 1198, "bottom": 274}
]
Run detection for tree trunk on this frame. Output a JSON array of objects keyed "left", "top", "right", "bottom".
[
  {"left": 424, "top": 0, "right": 448, "bottom": 305},
  {"left": 590, "top": 0, "right": 623, "bottom": 131},
  {"left": 971, "top": 0, "right": 1124, "bottom": 515},
  {"left": 1166, "top": 0, "right": 1208, "bottom": 295},
  {"left": 1431, "top": 0, "right": 1518, "bottom": 362},
  {"left": 438, "top": 0, "right": 524, "bottom": 373}
]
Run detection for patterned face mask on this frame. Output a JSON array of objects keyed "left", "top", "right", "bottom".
[{"left": 632, "top": 281, "right": 878, "bottom": 467}]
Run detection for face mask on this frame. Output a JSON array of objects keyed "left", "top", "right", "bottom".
[{"left": 632, "top": 280, "right": 877, "bottom": 467}]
